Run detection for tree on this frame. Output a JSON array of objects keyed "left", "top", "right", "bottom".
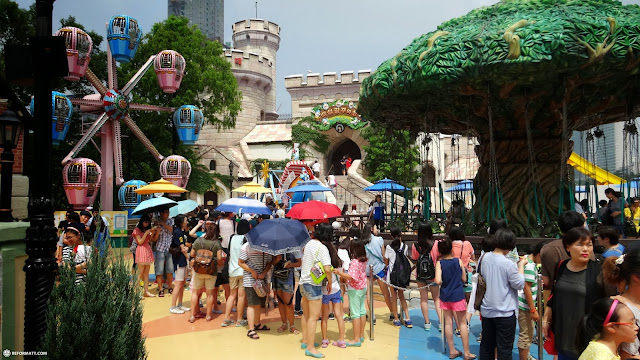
[
  {"left": 361, "top": 126, "right": 420, "bottom": 188},
  {"left": 290, "top": 116, "right": 330, "bottom": 160},
  {"left": 117, "top": 15, "right": 242, "bottom": 194}
]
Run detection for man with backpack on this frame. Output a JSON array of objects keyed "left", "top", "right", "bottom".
[{"left": 188, "top": 232, "right": 224, "bottom": 323}]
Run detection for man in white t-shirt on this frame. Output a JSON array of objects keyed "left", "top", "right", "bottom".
[
  {"left": 327, "top": 173, "right": 337, "bottom": 195},
  {"left": 312, "top": 160, "right": 321, "bottom": 178}
]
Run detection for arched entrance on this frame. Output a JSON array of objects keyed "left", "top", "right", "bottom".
[
  {"left": 204, "top": 191, "right": 218, "bottom": 209},
  {"left": 329, "top": 139, "right": 361, "bottom": 175}
]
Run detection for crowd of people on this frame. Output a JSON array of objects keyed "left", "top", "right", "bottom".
[{"left": 55, "top": 193, "right": 640, "bottom": 360}]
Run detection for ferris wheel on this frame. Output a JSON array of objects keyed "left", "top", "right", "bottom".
[{"left": 56, "top": 16, "right": 187, "bottom": 210}]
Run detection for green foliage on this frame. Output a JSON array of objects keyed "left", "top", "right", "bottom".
[
  {"left": 291, "top": 116, "right": 330, "bottom": 159},
  {"left": 361, "top": 127, "right": 420, "bottom": 188},
  {"left": 42, "top": 246, "right": 146, "bottom": 359},
  {"left": 0, "top": 0, "right": 35, "bottom": 81}
]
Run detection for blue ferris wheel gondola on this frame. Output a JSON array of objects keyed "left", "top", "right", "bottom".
[
  {"left": 107, "top": 15, "right": 142, "bottom": 63},
  {"left": 30, "top": 91, "right": 73, "bottom": 146},
  {"left": 118, "top": 180, "right": 151, "bottom": 217},
  {"left": 173, "top": 105, "right": 204, "bottom": 145}
]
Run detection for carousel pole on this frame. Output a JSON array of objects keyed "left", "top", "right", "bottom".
[{"left": 24, "top": 0, "right": 59, "bottom": 353}]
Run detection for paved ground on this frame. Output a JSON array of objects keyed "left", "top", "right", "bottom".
[{"left": 141, "top": 274, "right": 553, "bottom": 360}]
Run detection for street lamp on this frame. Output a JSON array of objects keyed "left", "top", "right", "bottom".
[
  {"left": 228, "top": 161, "right": 234, "bottom": 193},
  {"left": 0, "top": 109, "right": 22, "bottom": 221}
]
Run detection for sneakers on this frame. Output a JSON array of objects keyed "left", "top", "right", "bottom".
[
  {"left": 424, "top": 323, "right": 431, "bottom": 331},
  {"left": 527, "top": 354, "right": 537, "bottom": 360},
  {"left": 178, "top": 305, "right": 190, "bottom": 312},
  {"left": 294, "top": 310, "right": 303, "bottom": 317},
  {"left": 169, "top": 306, "right": 185, "bottom": 314},
  {"left": 455, "top": 329, "right": 461, "bottom": 337},
  {"left": 439, "top": 324, "right": 442, "bottom": 332},
  {"left": 328, "top": 313, "right": 335, "bottom": 320},
  {"left": 343, "top": 314, "right": 352, "bottom": 322}
]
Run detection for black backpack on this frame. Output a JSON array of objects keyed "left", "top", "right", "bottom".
[
  {"left": 417, "top": 252, "right": 435, "bottom": 282},
  {"left": 390, "top": 244, "right": 411, "bottom": 288}
]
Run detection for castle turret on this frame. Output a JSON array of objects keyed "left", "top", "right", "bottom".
[{"left": 231, "top": 19, "right": 280, "bottom": 119}]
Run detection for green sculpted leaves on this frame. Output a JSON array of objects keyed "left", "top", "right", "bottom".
[{"left": 358, "top": 0, "right": 640, "bottom": 135}]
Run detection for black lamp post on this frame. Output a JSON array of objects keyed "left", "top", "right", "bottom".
[
  {"left": 0, "top": 109, "right": 22, "bottom": 221},
  {"left": 228, "top": 162, "right": 234, "bottom": 192},
  {"left": 24, "top": 0, "right": 61, "bottom": 353}
]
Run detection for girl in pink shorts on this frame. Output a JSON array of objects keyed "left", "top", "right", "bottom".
[{"left": 435, "top": 238, "right": 475, "bottom": 360}]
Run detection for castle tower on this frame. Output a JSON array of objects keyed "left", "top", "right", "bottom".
[
  {"left": 198, "top": 19, "right": 280, "bottom": 148},
  {"left": 231, "top": 19, "right": 280, "bottom": 120}
]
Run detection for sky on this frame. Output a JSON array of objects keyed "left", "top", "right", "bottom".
[{"left": 14, "top": 0, "right": 640, "bottom": 115}]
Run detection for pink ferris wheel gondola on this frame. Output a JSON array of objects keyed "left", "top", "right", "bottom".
[
  {"left": 55, "top": 27, "right": 93, "bottom": 81},
  {"left": 154, "top": 50, "right": 186, "bottom": 93},
  {"left": 63, "top": 158, "right": 102, "bottom": 210},
  {"left": 160, "top": 155, "right": 192, "bottom": 193}
]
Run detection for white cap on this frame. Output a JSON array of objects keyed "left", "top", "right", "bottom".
[{"left": 332, "top": 221, "right": 341, "bottom": 230}]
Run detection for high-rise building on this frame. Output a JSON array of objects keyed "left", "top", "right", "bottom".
[
  {"left": 167, "top": 0, "right": 224, "bottom": 43},
  {"left": 571, "top": 122, "right": 625, "bottom": 173}
]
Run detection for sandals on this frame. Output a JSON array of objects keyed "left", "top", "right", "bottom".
[
  {"left": 254, "top": 324, "right": 270, "bottom": 331},
  {"left": 464, "top": 354, "right": 477, "bottom": 360},
  {"left": 205, "top": 315, "right": 213, "bottom": 321},
  {"left": 236, "top": 320, "right": 248, "bottom": 327},
  {"left": 345, "top": 341, "right": 361, "bottom": 347},
  {"left": 277, "top": 324, "right": 289, "bottom": 333},
  {"left": 247, "top": 330, "right": 260, "bottom": 340},
  {"left": 221, "top": 318, "right": 235, "bottom": 327},
  {"left": 188, "top": 316, "right": 196, "bottom": 323},
  {"left": 449, "top": 350, "right": 463, "bottom": 359},
  {"left": 332, "top": 340, "right": 346, "bottom": 348},
  {"left": 321, "top": 339, "right": 329, "bottom": 348},
  {"left": 158, "top": 290, "right": 164, "bottom": 297},
  {"left": 143, "top": 292, "right": 156, "bottom": 298},
  {"left": 290, "top": 326, "right": 301, "bottom": 335}
]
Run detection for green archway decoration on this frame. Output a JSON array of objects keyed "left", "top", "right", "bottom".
[{"left": 312, "top": 100, "right": 368, "bottom": 131}]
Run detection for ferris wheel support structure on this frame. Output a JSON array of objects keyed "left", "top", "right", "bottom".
[{"left": 61, "top": 50, "right": 174, "bottom": 210}]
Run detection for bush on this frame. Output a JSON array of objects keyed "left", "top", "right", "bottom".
[{"left": 42, "top": 242, "right": 146, "bottom": 360}]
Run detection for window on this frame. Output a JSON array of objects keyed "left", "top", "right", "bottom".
[{"left": 209, "top": 160, "right": 216, "bottom": 171}]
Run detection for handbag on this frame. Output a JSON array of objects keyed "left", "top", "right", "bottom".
[
  {"left": 253, "top": 279, "right": 268, "bottom": 297},
  {"left": 473, "top": 254, "right": 486, "bottom": 311},
  {"left": 169, "top": 243, "right": 181, "bottom": 255},
  {"left": 310, "top": 247, "right": 327, "bottom": 284},
  {"left": 273, "top": 254, "right": 292, "bottom": 281},
  {"left": 543, "top": 329, "right": 558, "bottom": 355}
]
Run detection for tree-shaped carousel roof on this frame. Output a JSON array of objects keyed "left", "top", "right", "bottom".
[{"left": 358, "top": 0, "right": 640, "bottom": 139}]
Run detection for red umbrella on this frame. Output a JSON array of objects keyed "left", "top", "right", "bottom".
[{"left": 287, "top": 200, "right": 341, "bottom": 220}]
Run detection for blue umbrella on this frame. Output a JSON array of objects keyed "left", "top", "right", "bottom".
[
  {"left": 363, "top": 178, "right": 410, "bottom": 191},
  {"left": 215, "top": 196, "right": 271, "bottom": 215},
  {"left": 445, "top": 180, "right": 473, "bottom": 192},
  {"left": 284, "top": 180, "right": 332, "bottom": 193},
  {"left": 245, "top": 218, "right": 311, "bottom": 255},
  {"left": 169, "top": 199, "right": 199, "bottom": 218},
  {"left": 131, "top": 197, "right": 177, "bottom": 215}
]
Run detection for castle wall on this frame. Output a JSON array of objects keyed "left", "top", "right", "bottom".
[
  {"left": 285, "top": 71, "right": 372, "bottom": 176},
  {"left": 285, "top": 70, "right": 371, "bottom": 120}
]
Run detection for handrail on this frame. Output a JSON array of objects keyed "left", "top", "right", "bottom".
[{"left": 334, "top": 180, "right": 370, "bottom": 208}]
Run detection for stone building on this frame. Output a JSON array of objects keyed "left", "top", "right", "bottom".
[{"left": 192, "top": 18, "right": 474, "bottom": 210}]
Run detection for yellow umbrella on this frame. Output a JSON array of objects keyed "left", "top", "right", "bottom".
[
  {"left": 134, "top": 179, "right": 188, "bottom": 194},
  {"left": 232, "top": 182, "right": 272, "bottom": 194}
]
